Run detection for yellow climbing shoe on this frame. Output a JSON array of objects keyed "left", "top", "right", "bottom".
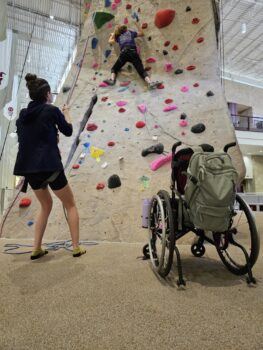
[
  {"left": 30, "top": 248, "right": 48, "bottom": 260},
  {"left": 73, "top": 246, "right": 86, "bottom": 257}
]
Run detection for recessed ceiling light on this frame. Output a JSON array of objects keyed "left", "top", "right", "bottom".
[
  {"left": 260, "top": 150, "right": 263, "bottom": 153},
  {"left": 50, "top": 15, "right": 54, "bottom": 20},
  {"left": 241, "top": 23, "right": 247, "bottom": 34}
]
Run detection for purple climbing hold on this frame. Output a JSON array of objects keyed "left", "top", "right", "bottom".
[{"left": 105, "top": 0, "right": 111, "bottom": 7}]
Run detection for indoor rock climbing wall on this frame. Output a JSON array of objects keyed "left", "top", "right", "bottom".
[{"left": 3, "top": 0, "right": 245, "bottom": 243}]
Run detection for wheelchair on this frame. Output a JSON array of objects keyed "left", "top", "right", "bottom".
[{"left": 143, "top": 142, "right": 260, "bottom": 287}]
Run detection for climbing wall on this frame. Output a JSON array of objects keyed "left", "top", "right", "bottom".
[{"left": 2, "top": 0, "right": 245, "bottom": 243}]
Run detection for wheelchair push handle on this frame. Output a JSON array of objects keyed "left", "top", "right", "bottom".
[
  {"left": 172, "top": 141, "right": 182, "bottom": 154},
  {"left": 224, "top": 142, "right": 236, "bottom": 153}
]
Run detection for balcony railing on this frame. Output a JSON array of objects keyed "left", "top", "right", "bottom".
[{"left": 231, "top": 115, "right": 263, "bottom": 132}]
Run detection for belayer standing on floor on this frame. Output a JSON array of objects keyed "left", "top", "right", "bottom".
[
  {"left": 13, "top": 73, "right": 86, "bottom": 260},
  {"left": 103, "top": 22, "right": 162, "bottom": 89}
]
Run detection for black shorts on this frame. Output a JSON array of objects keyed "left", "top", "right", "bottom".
[{"left": 25, "top": 171, "right": 68, "bottom": 191}]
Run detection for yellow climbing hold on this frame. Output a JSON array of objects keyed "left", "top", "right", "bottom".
[{"left": 90, "top": 146, "right": 105, "bottom": 162}]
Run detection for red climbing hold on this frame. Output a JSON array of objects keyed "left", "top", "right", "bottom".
[
  {"left": 142, "top": 23, "right": 148, "bottom": 29},
  {"left": 19, "top": 198, "right": 32, "bottom": 208},
  {"left": 165, "top": 99, "right": 173, "bottom": 104},
  {"left": 157, "top": 83, "right": 165, "bottom": 89},
  {"left": 96, "top": 183, "right": 105, "bottom": 190},
  {"left": 193, "top": 83, "right": 199, "bottom": 87},
  {"left": 146, "top": 57, "right": 156, "bottom": 63},
  {"left": 164, "top": 41, "right": 170, "bottom": 47},
  {"left": 192, "top": 18, "right": 200, "bottom": 24},
  {"left": 108, "top": 141, "right": 115, "bottom": 147},
  {"left": 126, "top": 4, "right": 132, "bottom": 9},
  {"left": 119, "top": 108, "right": 126, "bottom": 113},
  {"left": 72, "top": 164, "right": 80, "bottom": 169},
  {"left": 101, "top": 96, "right": 108, "bottom": 102},
  {"left": 186, "top": 65, "right": 196, "bottom": 71},
  {"left": 120, "top": 81, "right": 131, "bottom": 86},
  {"left": 136, "top": 121, "right": 146, "bottom": 129},
  {"left": 172, "top": 45, "right": 178, "bottom": 51},
  {"left": 197, "top": 37, "right": 204, "bottom": 43},
  {"left": 155, "top": 9, "right": 176, "bottom": 29},
  {"left": 87, "top": 123, "right": 98, "bottom": 131}
]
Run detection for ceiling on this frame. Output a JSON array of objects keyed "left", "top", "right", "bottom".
[
  {"left": 222, "top": 0, "right": 263, "bottom": 88},
  {"left": 6, "top": 0, "right": 82, "bottom": 108}
]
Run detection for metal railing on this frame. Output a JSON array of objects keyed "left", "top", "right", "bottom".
[{"left": 231, "top": 114, "right": 263, "bottom": 132}]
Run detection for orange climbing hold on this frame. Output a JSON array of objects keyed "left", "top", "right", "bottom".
[
  {"left": 155, "top": 9, "right": 176, "bottom": 29},
  {"left": 19, "top": 198, "right": 32, "bottom": 208}
]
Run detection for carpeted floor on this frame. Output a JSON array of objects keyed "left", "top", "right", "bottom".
[{"left": 0, "top": 239, "right": 262, "bottom": 350}]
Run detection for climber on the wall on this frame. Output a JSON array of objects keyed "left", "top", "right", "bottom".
[{"left": 103, "top": 22, "right": 162, "bottom": 89}]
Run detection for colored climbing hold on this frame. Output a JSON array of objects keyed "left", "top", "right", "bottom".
[
  {"left": 126, "top": 4, "right": 132, "bottom": 10},
  {"left": 136, "top": 121, "right": 146, "bottom": 128},
  {"left": 107, "top": 22, "right": 113, "bottom": 29},
  {"left": 91, "top": 38, "right": 98, "bottom": 49},
  {"left": 145, "top": 66, "right": 151, "bottom": 72},
  {"left": 87, "top": 123, "right": 98, "bottom": 131},
  {"left": 118, "top": 108, "right": 126, "bottom": 113},
  {"left": 164, "top": 63, "right": 173, "bottom": 72},
  {"left": 118, "top": 87, "right": 129, "bottom": 92},
  {"left": 90, "top": 146, "right": 105, "bottom": 162},
  {"left": 138, "top": 103, "right": 147, "bottom": 114},
  {"left": 104, "top": 49, "right": 111, "bottom": 58},
  {"left": 163, "top": 104, "right": 177, "bottom": 112},
  {"left": 120, "top": 81, "right": 131, "bottom": 86},
  {"left": 108, "top": 141, "right": 115, "bottom": 147},
  {"left": 193, "top": 83, "right": 199, "bottom": 87},
  {"left": 155, "top": 9, "right": 176, "bottom": 29},
  {"left": 83, "top": 142, "right": 90, "bottom": 148},
  {"left": 27, "top": 220, "right": 34, "bottom": 227},
  {"left": 191, "top": 123, "right": 206, "bottom": 134},
  {"left": 163, "top": 50, "right": 168, "bottom": 56},
  {"left": 93, "top": 12, "right": 115, "bottom": 29},
  {"left": 197, "top": 37, "right": 204, "bottom": 43},
  {"left": 19, "top": 198, "right": 32, "bottom": 208},
  {"left": 186, "top": 65, "right": 196, "bottom": 71},
  {"left": 124, "top": 17, "right": 128, "bottom": 25},
  {"left": 99, "top": 82, "right": 109, "bottom": 87},
  {"left": 101, "top": 96, "right": 108, "bottom": 102},
  {"left": 146, "top": 57, "right": 156, "bottom": 63},
  {"left": 111, "top": 3, "right": 117, "bottom": 10},
  {"left": 165, "top": 99, "right": 173, "bottom": 104},
  {"left": 181, "top": 86, "right": 189, "bottom": 93},
  {"left": 181, "top": 131, "right": 186, "bottom": 136},
  {"left": 207, "top": 91, "right": 214, "bottom": 97},
  {"left": 142, "top": 23, "right": 148, "bottom": 29},
  {"left": 131, "top": 12, "right": 139, "bottom": 22},
  {"left": 96, "top": 183, "right": 105, "bottom": 190},
  {"left": 164, "top": 41, "right": 170, "bottom": 47},
  {"left": 116, "top": 101, "right": 127, "bottom": 107},
  {"left": 157, "top": 84, "right": 165, "bottom": 89},
  {"left": 175, "top": 69, "right": 183, "bottom": 75},
  {"left": 192, "top": 18, "right": 200, "bottom": 24},
  {"left": 105, "top": 0, "right": 111, "bottom": 7},
  {"left": 62, "top": 86, "right": 71, "bottom": 93},
  {"left": 124, "top": 128, "right": 129, "bottom": 132},
  {"left": 148, "top": 36, "right": 152, "bottom": 41},
  {"left": 180, "top": 113, "right": 187, "bottom": 120},
  {"left": 114, "top": 0, "right": 121, "bottom": 3},
  {"left": 72, "top": 164, "right": 80, "bottom": 169},
  {"left": 108, "top": 174, "right": 121, "bottom": 189},
  {"left": 172, "top": 45, "right": 179, "bottom": 51},
  {"left": 186, "top": 6, "right": 191, "bottom": 12},
  {"left": 92, "top": 63, "right": 99, "bottom": 69},
  {"left": 179, "top": 120, "right": 189, "bottom": 127}
]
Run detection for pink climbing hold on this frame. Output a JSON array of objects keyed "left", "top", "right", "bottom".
[
  {"left": 179, "top": 120, "right": 189, "bottom": 127},
  {"left": 116, "top": 101, "right": 127, "bottom": 107},
  {"left": 181, "top": 86, "right": 189, "bottom": 93},
  {"left": 120, "top": 81, "right": 131, "bottom": 87},
  {"left": 165, "top": 63, "right": 173, "bottom": 72},
  {"left": 165, "top": 99, "right": 173, "bottom": 104},
  {"left": 87, "top": 123, "right": 98, "bottom": 131},
  {"left": 193, "top": 82, "right": 199, "bottom": 87},
  {"left": 107, "top": 23, "right": 113, "bottom": 29},
  {"left": 99, "top": 82, "right": 109, "bottom": 87},
  {"left": 124, "top": 17, "right": 128, "bottom": 25},
  {"left": 150, "top": 153, "right": 172, "bottom": 171},
  {"left": 138, "top": 103, "right": 147, "bottom": 114},
  {"left": 114, "top": 0, "right": 121, "bottom": 3},
  {"left": 163, "top": 104, "right": 177, "bottom": 112},
  {"left": 111, "top": 3, "right": 117, "bottom": 10},
  {"left": 146, "top": 57, "right": 156, "bottom": 63},
  {"left": 92, "top": 62, "right": 99, "bottom": 69},
  {"left": 136, "top": 121, "right": 146, "bottom": 129},
  {"left": 155, "top": 9, "right": 176, "bottom": 29},
  {"left": 119, "top": 108, "right": 126, "bottom": 113}
]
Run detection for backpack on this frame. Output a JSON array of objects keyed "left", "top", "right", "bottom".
[{"left": 184, "top": 147, "right": 238, "bottom": 232}]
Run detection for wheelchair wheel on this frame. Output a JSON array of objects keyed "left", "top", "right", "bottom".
[
  {"left": 214, "top": 194, "right": 260, "bottom": 276},
  {"left": 148, "top": 190, "right": 175, "bottom": 277}
]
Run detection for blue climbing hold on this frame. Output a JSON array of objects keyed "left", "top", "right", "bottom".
[
  {"left": 105, "top": 49, "right": 112, "bottom": 58},
  {"left": 105, "top": 0, "right": 111, "bottom": 7},
  {"left": 124, "top": 128, "right": 130, "bottom": 132},
  {"left": 92, "top": 37, "right": 98, "bottom": 49},
  {"left": 27, "top": 220, "right": 34, "bottom": 226},
  {"left": 118, "top": 86, "right": 129, "bottom": 92},
  {"left": 132, "top": 12, "right": 139, "bottom": 22},
  {"left": 83, "top": 142, "right": 90, "bottom": 148}
]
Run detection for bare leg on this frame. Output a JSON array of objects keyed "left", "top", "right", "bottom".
[
  {"left": 145, "top": 76, "right": 151, "bottom": 84},
  {"left": 111, "top": 72, "right": 116, "bottom": 81},
  {"left": 33, "top": 188, "right": 53, "bottom": 250},
  {"left": 52, "top": 184, "right": 79, "bottom": 249}
]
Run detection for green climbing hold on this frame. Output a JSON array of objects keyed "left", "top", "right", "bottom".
[{"left": 93, "top": 12, "right": 115, "bottom": 29}]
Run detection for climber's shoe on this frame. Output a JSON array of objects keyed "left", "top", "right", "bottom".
[
  {"left": 30, "top": 248, "right": 48, "bottom": 260},
  {"left": 73, "top": 246, "right": 86, "bottom": 257},
  {"left": 148, "top": 81, "right": 163, "bottom": 90}
]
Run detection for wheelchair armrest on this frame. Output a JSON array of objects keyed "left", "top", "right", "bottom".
[{"left": 172, "top": 141, "right": 182, "bottom": 154}]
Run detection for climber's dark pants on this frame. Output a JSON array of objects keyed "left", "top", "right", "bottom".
[{"left": 111, "top": 47, "right": 148, "bottom": 80}]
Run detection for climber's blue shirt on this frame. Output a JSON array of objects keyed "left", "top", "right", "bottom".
[
  {"left": 116, "top": 30, "right": 138, "bottom": 51},
  {"left": 14, "top": 101, "right": 72, "bottom": 175}
]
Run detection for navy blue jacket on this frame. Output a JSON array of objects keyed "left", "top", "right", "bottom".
[{"left": 14, "top": 101, "right": 73, "bottom": 175}]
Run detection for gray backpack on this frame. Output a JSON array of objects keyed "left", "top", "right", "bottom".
[{"left": 184, "top": 147, "right": 238, "bottom": 232}]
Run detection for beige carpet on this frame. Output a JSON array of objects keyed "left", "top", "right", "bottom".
[{"left": 0, "top": 239, "right": 262, "bottom": 350}]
